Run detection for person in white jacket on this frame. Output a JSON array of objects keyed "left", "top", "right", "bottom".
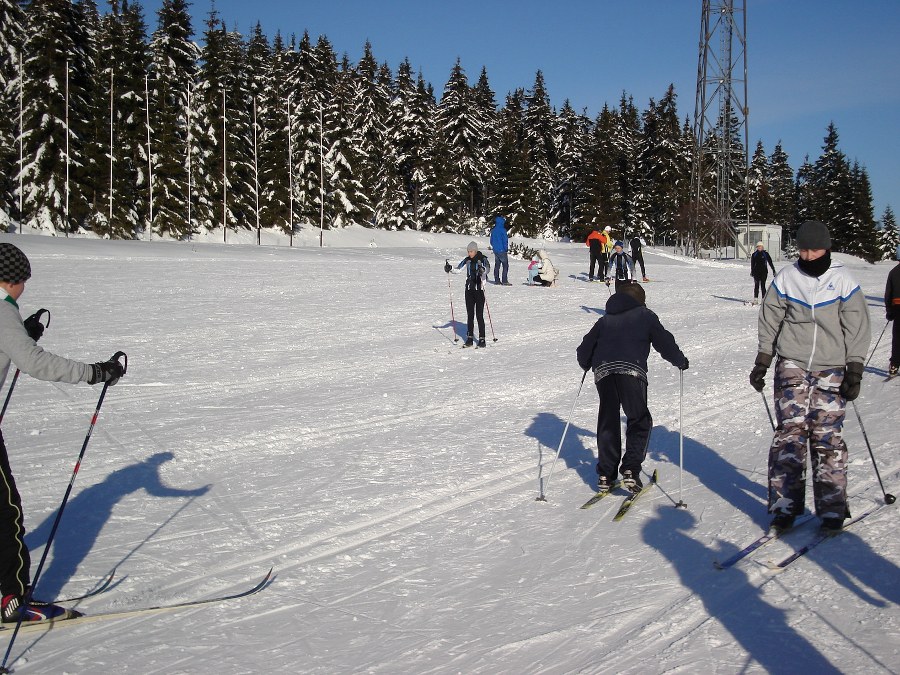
[
  {"left": 749, "top": 222, "right": 871, "bottom": 534},
  {"left": 0, "top": 242, "right": 124, "bottom": 624}
]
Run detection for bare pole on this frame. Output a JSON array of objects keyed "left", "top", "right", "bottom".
[
  {"left": 186, "top": 82, "right": 192, "bottom": 239},
  {"left": 222, "top": 87, "right": 227, "bottom": 243},
  {"left": 253, "top": 95, "right": 260, "bottom": 245},
  {"left": 287, "top": 93, "right": 294, "bottom": 246},
  {"left": 18, "top": 53, "right": 23, "bottom": 234},
  {"left": 319, "top": 102, "right": 324, "bottom": 247},
  {"left": 65, "top": 59, "right": 69, "bottom": 237},
  {"left": 109, "top": 69, "right": 114, "bottom": 225},
  {"left": 145, "top": 73, "right": 153, "bottom": 240}
]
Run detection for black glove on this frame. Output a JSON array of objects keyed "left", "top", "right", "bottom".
[
  {"left": 749, "top": 352, "right": 773, "bottom": 392},
  {"left": 89, "top": 359, "right": 125, "bottom": 386},
  {"left": 888, "top": 310, "right": 894, "bottom": 322},
  {"left": 444, "top": 260, "right": 452, "bottom": 273},
  {"left": 23, "top": 311, "right": 47, "bottom": 342},
  {"left": 679, "top": 358, "right": 689, "bottom": 371},
  {"left": 839, "top": 362, "right": 863, "bottom": 401}
]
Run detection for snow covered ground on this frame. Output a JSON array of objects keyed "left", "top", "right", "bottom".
[{"left": 0, "top": 226, "right": 897, "bottom": 674}]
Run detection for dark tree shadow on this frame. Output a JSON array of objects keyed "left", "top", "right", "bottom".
[
  {"left": 25, "top": 451, "right": 210, "bottom": 598},
  {"left": 643, "top": 506, "right": 841, "bottom": 674},
  {"left": 647, "top": 425, "right": 770, "bottom": 530}
]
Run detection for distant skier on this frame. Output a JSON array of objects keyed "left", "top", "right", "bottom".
[
  {"left": 456, "top": 241, "right": 491, "bottom": 347},
  {"left": 586, "top": 228, "right": 605, "bottom": 281},
  {"left": 629, "top": 234, "right": 649, "bottom": 282},
  {"left": 749, "top": 242, "right": 776, "bottom": 305},
  {"left": 576, "top": 283, "right": 688, "bottom": 494},
  {"left": 886, "top": 243, "right": 900, "bottom": 377},
  {"left": 750, "top": 221, "right": 871, "bottom": 534},
  {"left": 605, "top": 241, "right": 635, "bottom": 291},
  {"left": 490, "top": 215, "right": 510, "bottom": 286},
  {"left": 0, "top": 243, "right": 125, "bottom": 624}
]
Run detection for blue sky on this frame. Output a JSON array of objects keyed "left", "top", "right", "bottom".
[{"left": 143, "top": 0, "right": 900, "bottom": 223}]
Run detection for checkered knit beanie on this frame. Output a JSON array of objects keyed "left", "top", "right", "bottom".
[{"left": 0, "top": 243, "right": 31, "bottom": 284}]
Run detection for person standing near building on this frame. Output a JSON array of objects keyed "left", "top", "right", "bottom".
[
  {"left": 750, "top": 242, "right": 777, "bottom": 305},
  {"left": 490, "top": 215, "right": 510, "bottom": 286},
  {"left": 749, "top": 221, "right": 871, "bottom": 534},
  {"left": 630, "top": 233, "right": 649, "bottom": 282},
  {"left": 886, "top": 243, "right": 900, "bottom": 377}
]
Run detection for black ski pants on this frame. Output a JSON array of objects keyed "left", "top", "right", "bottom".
[
  {"left": 589, "top": 246, "right": 602, "bottom": 278},
  {"left": 633, "top": 252, "right": 646, "bottom": 278},
  {"left": 0, "top": 431, "right": 30, "bottom": 597},
  {"left": 595, "top": 374, "right": 652, "bottom": 481},
  {"left": 753, "top": 274, "right": 768, "bottom": 300},
  {"left": 465, "top": 289, "right": 485, "bottom": 339}
]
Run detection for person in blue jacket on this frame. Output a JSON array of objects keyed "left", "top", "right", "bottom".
[{"left": 490, "top": 215, "right": 510, "bottom": 286}]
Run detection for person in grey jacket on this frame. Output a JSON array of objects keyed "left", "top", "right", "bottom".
[
  {"left": 749, "top": 221, "right": 871, "bottom": 534},
  {"left": 0, "top": 242, "right": 124, "bottom": 624}
]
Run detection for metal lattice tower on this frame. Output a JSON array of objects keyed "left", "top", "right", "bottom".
[{"left": 690, "top": 0, "right": 750, "bottom": 256}]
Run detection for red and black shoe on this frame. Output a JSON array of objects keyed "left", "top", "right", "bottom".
[{"left": 1, "top": 594, "right": 82, "bottom": 623}]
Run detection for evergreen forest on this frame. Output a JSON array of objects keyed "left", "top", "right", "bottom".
[{"left": 1, "top": 0, "right": 897, "bottom": 260}]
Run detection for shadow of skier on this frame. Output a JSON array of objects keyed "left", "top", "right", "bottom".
[
  {"left": 25, "top": 451, "right": 210, "bottom": 598},
  {"left": 647, "top": 425, "right": 770, "bottom": 529},
  {"left": 642, "top": 505, "right": 841, "bottom": 674},
  {"left": 525, "top": 412, "right": 597, "bottom": 493}
]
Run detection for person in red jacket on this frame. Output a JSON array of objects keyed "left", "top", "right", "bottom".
[{"left": 586, "top": 228, "right": 605, "bottom": 281}]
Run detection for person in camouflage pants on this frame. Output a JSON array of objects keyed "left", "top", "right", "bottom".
[
  {"left": 750, "top": 221, "right": 870, "bottom": 534},
  {"left": 769, "top": 360, "right": 848, "bottom": 520}
]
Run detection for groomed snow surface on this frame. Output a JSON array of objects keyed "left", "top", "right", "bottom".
[{"left": 1, "top": 226, "right": 897, "bottom": 674}]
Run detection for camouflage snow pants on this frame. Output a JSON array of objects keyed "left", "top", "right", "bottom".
[{"left": 768, "top": 359, "right": 850, "bottom": 520}]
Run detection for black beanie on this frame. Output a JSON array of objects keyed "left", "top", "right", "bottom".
[
  {"left": 796, "top": 221, "right": 831, "bottom": 249},
  {"left": 0, "top": 243, "right": 32, "bottom": 284}
]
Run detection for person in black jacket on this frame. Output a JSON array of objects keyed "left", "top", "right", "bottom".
[
  {"left": 576, "top": 284, "right": 688, "bottom": 493},
  {"left": 886, "top": 244, "right": 900, "bottom": 376},
  {"left": 456, "top": 241, "right": 491, "bottom": 347},
  {"left": 629, "top": 234, "right": 649, "bottom": 282},
  {"left": 750, "top": 242, "right": 777, "bottom": 305}
]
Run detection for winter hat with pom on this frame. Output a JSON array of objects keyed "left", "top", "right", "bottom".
[
  {"left": 466, "top": 241, "right": 478, "bottom": 252},
  {"left": 796, "top": 221, "right": 831, "bottom": 249},
  {"left": 756, "top": 242, "right": 764, "bottom": 248},
  {"left": 0, "top": 243, "right": 32, "bottom": 284},
  {"left": 614, "top": 240, "right": 624, "bottom": 248}
]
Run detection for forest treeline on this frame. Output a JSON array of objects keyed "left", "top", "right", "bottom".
[{"left": 1, "top": 0, "right": 897, "bottom": 259}]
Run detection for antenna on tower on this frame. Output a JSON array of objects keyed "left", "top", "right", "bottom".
[{"left": 690, "top": 0, "right": 750, "bottom": 258}]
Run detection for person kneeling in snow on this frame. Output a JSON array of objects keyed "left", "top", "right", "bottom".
[
  {"left": 531, "top": 250, "right": 558, "bottom": 287},
  {"left": 576, "top": 283, "right": 688, "bottom": 494}
]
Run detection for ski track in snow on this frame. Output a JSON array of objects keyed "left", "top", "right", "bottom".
[{"left": 0, "top": 229, "right": 898, "bottom": 674}]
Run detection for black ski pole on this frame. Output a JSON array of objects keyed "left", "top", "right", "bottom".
[
  {"left": 864, "top": 320, "right": 888, "bottom": 369},
  {"left": 850, "top": 401, "right": 896, "bottom": 505},
  {"left": 760, "top": 390, "right": 776, "bottom": 432},
  {"left": 444, "top": 260, "right": 458, "bottom": 343},
  {"left": 0, "top": 310, "right": 51, "bottom": 426},
  {"left": 0, "top": 352, "right": 127, "bottom": 674}
]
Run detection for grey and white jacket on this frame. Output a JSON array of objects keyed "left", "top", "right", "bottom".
[
  {"left": 0, "top": 294, "right": 92, "bottom": 390},
  {"left": 758, "top": 259, "right": 871, "bottom": 371}
]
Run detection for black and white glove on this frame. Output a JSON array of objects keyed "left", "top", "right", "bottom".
[
  {"left": 839, "top": 362, "right": 863, "bottom": 401},
  {"left": 749, "top": 352, "right": 773, "bottom": 392},
  {"left": 88, "top": 358, "right": 125, "bottom": 386},
  {"left": 444, "top": 260, "right": 452, "bottom": 273}
]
